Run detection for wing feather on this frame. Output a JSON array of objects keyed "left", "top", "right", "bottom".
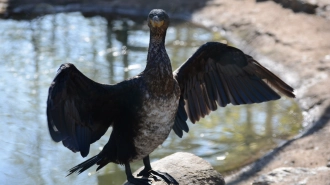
[
  {"left": 47, "top": 63, "right": 118, "bottom": 157},
  {"left": 229, "top": 76, "right": 250, "bottom": 104},
  {"left": 176, "top": 99, "right": 189, "bottom": 132},
  {"left": 172, "top": 42, "right": 295, "bottom": 137},
  {"left": 204, "top": 73, "right": 218, "bottom": 110},
  {"left": 200, "top": 82, "right": 213, "bottom": 112},
  {"left": 173, "top": 119, "right": 183, "bottom": 138},
  {"left": 194, "top": 81, "right": 209, "bottom": 117},
  {"left": 187, "top": 89, "right": 199, "bottom": 123}
]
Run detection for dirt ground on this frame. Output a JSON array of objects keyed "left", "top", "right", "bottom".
[
  {"left": 191, "top": 1, "right": 330, "bottom": 184},
  {"left": 2, "top": 0, "right": 330, "bottom": 184}
]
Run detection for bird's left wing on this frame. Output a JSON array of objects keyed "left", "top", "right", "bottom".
[
  {"left": 47, "top": 63, "right": 121, "bottom": 157},
  {"left": 172, "top": 42, "right": 295, "bottom": 137}
]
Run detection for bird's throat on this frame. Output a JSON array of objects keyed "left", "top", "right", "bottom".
[{"left": 144, "top": 35, "right": 173, "bottom": 82}]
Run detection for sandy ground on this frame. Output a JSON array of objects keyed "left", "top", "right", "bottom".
[{"left": 2, "top": 0, "right": 330, "bottom": 184}]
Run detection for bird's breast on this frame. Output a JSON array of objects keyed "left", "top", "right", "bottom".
[{"left": 132, "top": 79, "right": 180, "bottom": 161}]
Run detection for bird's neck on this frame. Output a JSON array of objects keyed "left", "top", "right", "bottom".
[{"left": 144, "top": 33, "right": 172, "bottom": 79}]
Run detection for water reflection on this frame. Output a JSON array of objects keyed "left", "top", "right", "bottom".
[{"left": 0, "top": 12, "right": 302, "bottom": 185}]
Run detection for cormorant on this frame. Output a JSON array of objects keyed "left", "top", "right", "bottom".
[{"left": 47, "top": 9, "right": 295, "bottom": 185}]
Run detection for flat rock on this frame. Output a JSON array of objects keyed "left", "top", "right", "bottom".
[{"left": 123, "top": 152, "right": 225, "bottom": 185}]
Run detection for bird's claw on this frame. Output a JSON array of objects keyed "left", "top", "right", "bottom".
[
  {"left": 137, "top": 169, "right": 178, "bottom": 185},
  {"left": 127, "top": 176, "right": 151, "bottom": 185},
  {"left": 137, "top": 168, "right": 150, "bottom": 177}
]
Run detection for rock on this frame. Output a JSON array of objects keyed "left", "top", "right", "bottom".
[
  {"left": 252, "top": 167, "right": 330, "bottom": 185},
  {"left": 123, "top": 152, "right": 225, "bottom": 185}
]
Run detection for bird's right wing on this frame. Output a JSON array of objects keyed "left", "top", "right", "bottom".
[
  {"left": 47, "top": 63, "right": 120, "bottom": 157},
  {"left": 172, "top": 42, "right": 295, "bottom": 137}
]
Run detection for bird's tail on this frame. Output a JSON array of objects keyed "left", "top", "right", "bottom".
[{"left": 67, "top": 155, "right": 102, "bottom": 176}]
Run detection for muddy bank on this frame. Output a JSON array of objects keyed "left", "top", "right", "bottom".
[{"left": 2, "top": 0, "right": 330, "bottom": 184}]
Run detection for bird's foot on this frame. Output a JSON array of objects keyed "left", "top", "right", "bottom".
[
  {"left": 127, "top": 176, "right": 151, "bottom": 185},
  {"left": 137, "top": 168, "right": 151, "bottom": 177},
  {"left": 138, "top": 169, "right": 178, "bottom": 185}
]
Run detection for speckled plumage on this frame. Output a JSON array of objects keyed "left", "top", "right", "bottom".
[{"left": 133, "top": 89, "right": 179, "bottom": 161}]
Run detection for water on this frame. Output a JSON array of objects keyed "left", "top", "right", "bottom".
[{"left": 0, "top": 12, "right": 302, "bottom": 185}]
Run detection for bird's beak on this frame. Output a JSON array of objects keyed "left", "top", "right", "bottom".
[{"left": 150, "top": 16, "right": 164, "bottom": 28}]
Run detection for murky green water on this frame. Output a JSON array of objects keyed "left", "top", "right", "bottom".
[{"left": 0, "top": 12, "right": 302, "bottom": 185}]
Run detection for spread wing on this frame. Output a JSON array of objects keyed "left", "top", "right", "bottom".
[
  {"left": 47, "top": 63, "right": 121, "bottom": 157},
  {"left": 172, "top": 42, "right": 295, "bottom": 137}
]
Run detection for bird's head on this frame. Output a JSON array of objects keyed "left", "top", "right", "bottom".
[{"left": 148, "top": 9, "right": 170, "bottom": 34}]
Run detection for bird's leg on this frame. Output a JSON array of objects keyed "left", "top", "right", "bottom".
[
  {"left": 137, "top": 155, "right": 152, "bottom": 177},
  {"left": 125, "top": 162, "right": 151, "bottom": 185},
  {"left": 137, "top": 155, "right": 179, "bottom": 185}
]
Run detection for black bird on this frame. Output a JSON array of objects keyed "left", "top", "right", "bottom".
[{"left": 47, "top": 9, "right": 295, "bottom": 185}]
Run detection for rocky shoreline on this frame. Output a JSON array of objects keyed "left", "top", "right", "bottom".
[{"left": 2, "top": 0, "right": 330, "bottom": 184}]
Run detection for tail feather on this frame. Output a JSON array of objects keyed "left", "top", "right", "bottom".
[{"left": 67, "top": 155, "right": 101, "bottom": 176}]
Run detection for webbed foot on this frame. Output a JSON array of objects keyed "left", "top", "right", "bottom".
[
  {"left": 126, "top": 162, "right": 152, "bottom": 185},
  {"left": 138, "top": 169, "right": 178, "bottom": 185},
  {"left": 137, "top": 168, "right": 150, "bottom": 177},
  {"left": 127, "top": 176, "right": 151, "bottom": 185}
]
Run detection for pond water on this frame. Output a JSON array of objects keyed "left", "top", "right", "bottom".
[{"left": 0, "top": 12, "right": 302, "bottom": 185}]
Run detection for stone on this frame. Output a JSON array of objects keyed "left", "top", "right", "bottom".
[
  {"left": 123, "top": 152, "right": 225, "bottom": 185},
  {"left": 327, "top": 162, "right": 330, "bottom": 168}
]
